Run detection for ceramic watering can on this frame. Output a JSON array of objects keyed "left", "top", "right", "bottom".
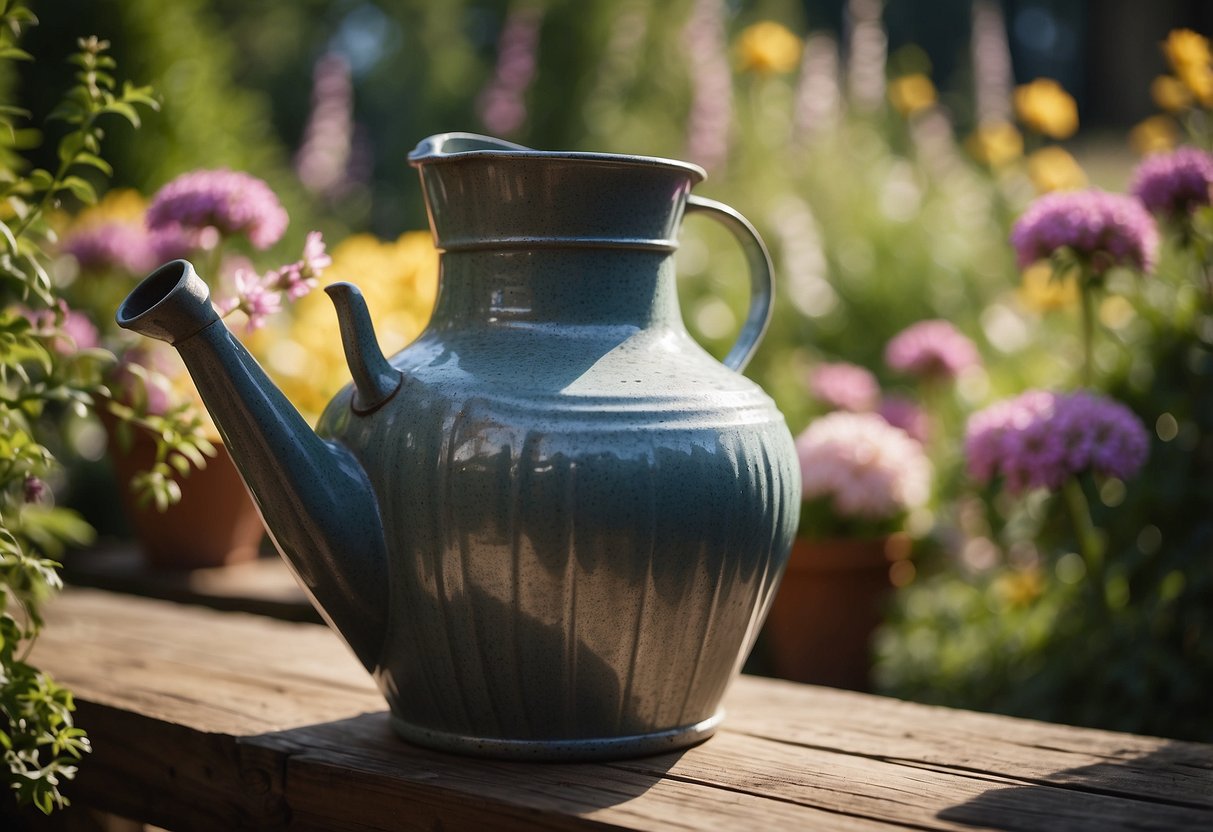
[{"left": 116, "top": 133, "right": 800, "bottom": 760}]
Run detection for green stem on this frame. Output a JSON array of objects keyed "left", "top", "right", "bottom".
[
  {"left": 1078, "top": 272, "right": 1095, "bottom": 388},
  {"left": 1061, "top": 476, "right": 1107, "bottom": 613}
]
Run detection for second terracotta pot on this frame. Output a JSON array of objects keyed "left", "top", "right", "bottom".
[
  {"left": 762, "top": 534, "right": 909, "bottom": 691},
  {"left": 103, "top": 413, "right": 265, "bottom": 570}
]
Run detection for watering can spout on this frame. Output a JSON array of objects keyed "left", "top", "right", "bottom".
[{"left": 116, "top": 260, "right": 389, "bottom": 671}]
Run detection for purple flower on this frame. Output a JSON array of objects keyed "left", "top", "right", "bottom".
[
  {"left": 19, "top": 301, "right": 99, "bottom": 355},
  {"left": 216, "top": 269, "right": 283, "bottom": 332},
  {"left": 267, "top": 231, "right": 331, "bottom": 300},
  {"left": 1010, "top": 188, "right": 1160, "bottom": 274},
  {"left": 146, "top": 169, "right": 288, "bottom": 250},
  {"left": 885, "top": 319, "right": 981, "bottom": 381},
  {"left": 1129, "top": 146, "right": 1213, "bottom": 220},
  {"left": 879, "top": 394, "right": 929, "bottom": 443},
  {"left": 62, "top": 220, "right": 156, "bottom": 274},
  {"left": 965, "top": 389, "right": 1149, "bottom": 494},
  {"left": 23, "top": 475, "right": 46, "bottom": 504},
  {"left": 796, "top": 412, "right": 931, "bottom": 520},
  {"left": 109, "top": 347, "right": 178, "bottom": 415},
  {"left": 476, "top": 8, "right": 544, "bottom": 136},
  {"left": 808, "top": 361, "right": 879, "bottom": 412},
  {"left": 681, "top": 0, "right": 733, "bottom": 172},
  {"left": 148, "top": 222, "right": 214, "bottom": 263}
]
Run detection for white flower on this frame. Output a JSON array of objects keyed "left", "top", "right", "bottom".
[{"left": 795, "top": 412, "right": 931, "bottom": 520}]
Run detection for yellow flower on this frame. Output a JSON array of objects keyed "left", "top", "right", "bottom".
[
  {"left": 1129, "top": 115, "right": 1179, "bottom": 156},
  {"left": 1026, "top": 146, "right": 1086, "bottom": 194},
  {"left": 1014, "top": 78, "right": 1079, "bottom": 139},
  {"left": 995, "top": 567, "right": 1044, "bottom": 608},
  {"left": 965, "top": 120, "right": 1023, "bottom": 168},
  {"left": 71, "top": 188, "right": 147, "bottom": 227},
  {"left": 735, "top": 21, "right": 802, "bottom": 76},
  {"left": 252, "top": 231, "right": 440, "bottom": 421},
  {"left": 1177, "top": 61, "right": 1213, "bottom": 107},
  {"left": 1019, "top": 261, "right": 1077, "bottom": 312},
  {"left": 1163, "top": 28, "right": 1212, "bottom": 73},
  {"left": 887, "top": 73, "right": 936, "bottom": 116},
  {"left": 1163, "top": 29, "right": 1213, "bottom": 107},
  {"left": 1151, "top": 74, "right": 1192, "bottom": 112}
]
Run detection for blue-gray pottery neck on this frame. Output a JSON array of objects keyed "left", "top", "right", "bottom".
[{"left": 116, "top": 133, "right": 800, "bottom": 761}]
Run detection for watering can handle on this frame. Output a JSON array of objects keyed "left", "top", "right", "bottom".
[{"left": 683, "top": 195, "right": 775, "bottom": 373}]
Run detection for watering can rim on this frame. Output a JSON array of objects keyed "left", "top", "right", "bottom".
[{"left": 407, "top": 131, "right": 707, "bottom": 183}]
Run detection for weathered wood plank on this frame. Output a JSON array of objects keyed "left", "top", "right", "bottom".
[
  {"left": 27, "top": 588, "right": 1213, "bottom": 831},
  {"left": 724, "top": 677, "right": 1213, "bottom": 809}
]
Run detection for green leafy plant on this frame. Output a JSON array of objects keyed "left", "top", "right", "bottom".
[{"left": 0, "top": 3, "right": 158, "bottom": 812}]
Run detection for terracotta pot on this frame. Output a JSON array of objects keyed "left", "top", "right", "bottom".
[
  {"left": 762, "top": 534, "right": 910, "bottom": 691},
  {"left": 102, "top": 411, "right": 265, "bottom": 570}
]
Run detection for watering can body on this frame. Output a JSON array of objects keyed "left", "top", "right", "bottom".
[{"left": 118, "top": 134, "right": 800, "bottom": 760}]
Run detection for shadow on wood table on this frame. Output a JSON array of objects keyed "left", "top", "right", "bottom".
[{"left": 938, "top": 741, "right": 1213, "bottom": 830}]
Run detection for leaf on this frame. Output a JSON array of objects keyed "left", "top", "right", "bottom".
[
  {"left": 121, "top": 81, "right": 159, "bottom": 110},
  {"left": 6, "top": 7, "right": 37, "bottom": 25},
  {"left": 25, "top": 168, "right": 53, "bottom": 193},
  {"left": 0, "top": 46, "right": 32, "bottom": 61},
  {"left": 56, "top": 175, "right": 97, "bottom": 205},
  {"left": 68, "top": 152, "right": 111, "bottom": 177},
  {"left": 100, "top": 101, "right": 140, "bottom": 129},
  {"left": 0, "top": 220, "right": 16, "bottom": 252},
  {"left": 55, "top": 130, "right": 84, "bottom": 165}
]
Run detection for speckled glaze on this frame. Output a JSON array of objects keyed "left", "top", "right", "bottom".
[{"left": 116, "top": 133, "right": 800, "bottom": 761}]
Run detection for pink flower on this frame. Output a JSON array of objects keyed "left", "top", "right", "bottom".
[
  {"left": 476, "top": 8, "right": 544, "bottom": 135},
  {"left": 879, "top": 394, "right": 929, "bottom": 443},
  {"left": 62, "top": 220, "right": 156, "bottom": 274},
  {"left": 146, "top": 169, "right": 288, "bottom": 250},
  {"left": 19, "top": 301, "right": 99, "bottom": 355},
  {"left": 885, "top": 319, "right": 981, "bottom": 381},
  {"left": 809, "top": 361, "right": 879, "bottom": 411},
  {"left": 1130, "top": 146, "right": 1213, "bottom": 220},
  {"left": 23, "top": 475, "right": 45, "bottom": 504},
  {"left": 110, "top": 347, "right": 178, "bottom": 415},
  {"left": 1010, "top": 188, "right": 1160, "bottom": 273},
  {"left": 267, "top": 231, "right": 331, "bottom": 300},
  {"left": 796, "top": 412, "right": 931, "bottom": 520},
  {"left": 965, "top": 389, "right": 1149, "bottom": 494},
  {"left": 217, "top": 269, "right": 282, "bottom": 332}
]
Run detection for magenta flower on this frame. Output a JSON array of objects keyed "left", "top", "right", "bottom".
[
  {"left": 19, "top": 301, "right": 99, "bottom": 355},
  {"left": 1010, "top": 188, "right": 1160, "bottom": 273},
  {"left": 476, "top": 7, "right": 544, "bottom": 136},
  {"left": 267, "top": 231, "right": 331, "bottom": 300},
  {"left": 216, "top": 269, "right": 283, "bottom": 332},
  {"left": 149, "top": 222, "right": 214, "bottom": 263},
  {"left": 62, "top": 220, "right": 156, "bottom": 274},
  {"left": 1130, "top": 146, "right": 1213, "bottom": 220},
  {"left": 878, "top": 394, "right": 929, "bottom": 443},
  {"left": 885, "top": 319, "right": 981, "bottom": 381},
  {"left": 110, "top": 347, "right": 177, "bottom": 415},
  {"left": 965, "top": 389, "right": 1149, "bottom": 494},
  {"left": 146, "top": 169, "right": 288, "bottom": 250},
  {"left": 796, "top": 412, "right": 931, "bottom": 520},
  {"left": 808, "top": 361, "right": 879, "bottom": 412},
  {"left": 23, "top": 475, "right": 46, "bottom": 504}
]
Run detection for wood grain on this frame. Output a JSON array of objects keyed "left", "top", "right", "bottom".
[{"left": 25, "top": 588, "right": 1213, "bottom": 831}]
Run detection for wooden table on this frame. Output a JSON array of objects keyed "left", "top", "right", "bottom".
[{"left": 16, "top": 586, "right": 1212, "bottom": 831}]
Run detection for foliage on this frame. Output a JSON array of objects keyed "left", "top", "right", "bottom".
[
  {"left": 876, "top": 32, "right": 1213, "bottom": 741},
  {"left": 6, "top": 0, "right": 1210, "bottom": 746},
  {"left": 0, "top": 4, "right": 157, "bottom": 811}
]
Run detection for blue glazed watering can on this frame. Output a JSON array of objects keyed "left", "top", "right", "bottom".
[{"left": 117, "top": 133, "right": 800, "bottom": 760}]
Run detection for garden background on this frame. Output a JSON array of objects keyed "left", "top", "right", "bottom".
[{"left": 5, "top": 0, "right": 1213, "bottom": 807}]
